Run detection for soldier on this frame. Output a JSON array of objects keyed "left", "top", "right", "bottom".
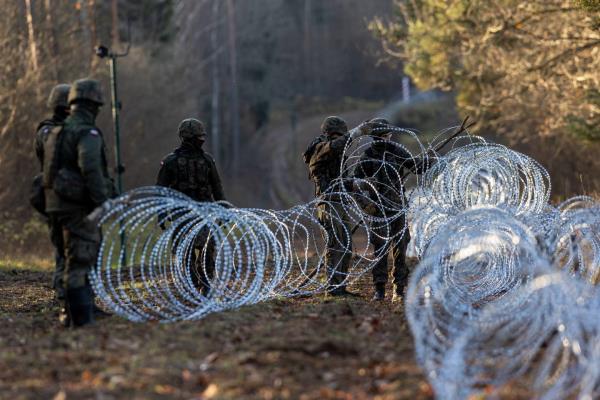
[
  {"left": 156, "top": 118, "right": 226, "bottom": 295},
  {"left": 34, "top": 84, "right": 70, "bottom": 300},
  {"left": 43, "top": 78, "right": 114, "bottom": 327},
  {"left": 303, "top": 116, "right": 368, "bottom": 296},
  {"left": 353, "top": 118, "right": 428, "bottom": 302}
]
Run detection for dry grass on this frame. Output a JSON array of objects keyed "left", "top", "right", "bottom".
[
  {"left": 0, "top": 258, "right": 539, "bottom": 399},
  {"left": 0, "top": 259, "right": 434, "bottom": 400}
]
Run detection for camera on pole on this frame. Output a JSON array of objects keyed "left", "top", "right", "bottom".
[{"left": 95, "top": 35, "right": 130, "bottom": 195}]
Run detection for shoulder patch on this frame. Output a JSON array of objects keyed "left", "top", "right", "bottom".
[
  {"left": 89, "top": 129, "right": 100, "bottom": 136},
  {"left": 161, "top": 153, "right": 177, "bottom": 166},
  {"left": 203, "top": 152, "right": 216, "bottom": 163}
]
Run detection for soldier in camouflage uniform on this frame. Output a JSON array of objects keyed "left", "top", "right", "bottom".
[
  {"left": 34, "top": 84, "right": 70, "bottom": 300},
  {"left": 43, "top": 78, "right": 114, "bottom": 327},
  {"left": 156, "top": 118, "right": 226, "bottom": 295},
  {"left": 303, "top": 116, "right": 368, "bottom": 296},
  {"left": 353, "top": 118, "right": 428, "bottom": 302}
]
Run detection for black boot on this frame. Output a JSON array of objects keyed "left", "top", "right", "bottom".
[
  {"left": 93, "top": 304, "right": 112, "bottom": 319},
  {"left": 66, "top": 286, "right": 95, "bottom": 327},
  {"left": 372, "top": 283, "right": 386, "bottom": 301},
  {"left": 392, "top": 284, "right": 405, "bottom": 304},
  {"left": 328, "top": 286, "right": 360, "bottom": 297}
]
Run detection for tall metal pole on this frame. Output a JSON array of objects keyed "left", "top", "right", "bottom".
[
  {"left": 109, "top": 56, "right": 124, "bottom": 194},
  {"left": 96, "top": 37, "right": 130, "bottom": 266}
]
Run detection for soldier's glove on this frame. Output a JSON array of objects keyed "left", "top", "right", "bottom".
[
  {"left": 349, "top": 120, "right": 378, "bottom": 139},
  {"left": 86, "top": 195, "right": 132, "bottom": 225},
  {"left": 86, "top": 199, "right": 117, "bottom": 225},
  {"left": 347, "top": 121, "right": 368, "bottom": 139}
]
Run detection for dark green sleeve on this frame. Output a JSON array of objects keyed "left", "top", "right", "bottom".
[
  {"left": 156, "top": 156, "right": 176, "bottom": 187},
  {"left": 353, "top": 153, "right": 373, "bottom": 180},
  {"left": 34, "top": 130, "right": 44, "bottom": 171},
  {"left": 208, "top": 158, "right": 225, "bottom": 201},
  {"left": 303, "top": 136, "right": 324, "bottom": 164},
  {"left": 77, "top": 130, "right": 109, "bottom": 206},
  {"left": 393, "top": 147, "right": 429, "bottom": 175},
  {"left": 329, "top": 134, "right": 351, "bottom": 152}
]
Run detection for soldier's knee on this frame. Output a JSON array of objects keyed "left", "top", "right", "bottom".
[
  {"left": 67, "top": 235, "right": 100, "bottom": 267},
  {"left": 66, "top": 269, "right": 89, "bottom": 289}
]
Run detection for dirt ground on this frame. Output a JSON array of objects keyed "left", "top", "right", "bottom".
[
  {"left": 0, "top": 259, "right": 435, "bottom": 400},
  {"left": 0, "top": 256, "right": 540, "bottom": 400}
]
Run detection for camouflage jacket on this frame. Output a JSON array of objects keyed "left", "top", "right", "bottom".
[
  {"left": 353, "top": 140, "right": 427, "bottom": 205},
  {"left": 35, "top": 115, "right": 66, "bottom": 171},
  {"left": 303, "top": 133, "right": 351, "bottom": 196},
  {"left": 43, "top": 107, "right": 113, "bottom": 213},
  {"left": 156, "top": 142, "right": 225, "bottom": 202}
]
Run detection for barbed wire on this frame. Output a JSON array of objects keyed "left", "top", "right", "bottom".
[
  {"left": 405, "top": 142, "right": 600, "bottom": 399},
  {"left": 89, "top": 123, "right": 600, "bottom": 398}
]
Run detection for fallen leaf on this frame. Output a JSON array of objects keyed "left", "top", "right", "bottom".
[
  {"left": 419, "top": 381, "right": 434, "bottom": 396},
  {"left": 53, "top": 390, "right": 66, "bottom": 400},
  {"left": 81, "top": 370, "right": 93, "bottom": 384},
  {"left": 203, "top": 383, "right": 219, "bottom": 398},
  {"left": 154, "top": 384, "right": 176, "bottom": 394},
  {"left": 182, "top": 369, "right": 192, "bottom": 382}
]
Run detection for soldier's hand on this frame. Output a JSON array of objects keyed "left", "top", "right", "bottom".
[
  {"left": 86, "top": 199, "right": 115, "bottom": 225},
  {"left": 353, "top": 120, "right": 380, "bottom": 138}
]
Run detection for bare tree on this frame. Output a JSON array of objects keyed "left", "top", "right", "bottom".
[
  {"left": 303, "top": 0, "right": 312, "bottom": 95},
  {"left": 111, "top": 0, "right": 120, "bottom": 47},
  {"left": 88, "top": 0, "right": 99, "bottom": 72},
  {"left": 211, "top": 0, "right": 221, "bottom": 161},
  {"left": 24, "top": 0, "right": 39, "bottom": 72},
  {"left": 226, "top": 0, "right": 240, "bottom": 172},
  {"left": 43, "top": 0, "right": 60, "bottom": 81}
]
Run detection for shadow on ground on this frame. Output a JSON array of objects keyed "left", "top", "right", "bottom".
[{"left": 0, "top": 261, "right": 437, "bottom": 400}]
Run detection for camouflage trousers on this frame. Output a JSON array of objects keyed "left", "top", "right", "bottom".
[
  {"left": 190, "top": 227, "right": 216, "bottom": 293},
  {"left": 172, "top": 225, "right": 215, "bottom": 293},
  {"left": 371, "top": 214, "right": 410, "bottom": 291},
  {"left": 48, "top": 210, "right": 100, "bottom": 290},
  {"left": 317, "top": 201, "right": 353, "bottom": 287},
  {"left": 47, "top": 219, "right": 66, "bottom": 298}
]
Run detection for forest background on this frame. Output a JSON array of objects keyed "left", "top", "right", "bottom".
[{"left": 1, "top": 0, "right": 598, "bottom": 257}]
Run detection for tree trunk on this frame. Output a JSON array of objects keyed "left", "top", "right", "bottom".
[
  {"left": 44, "top": 0, "right": 60, "bottom": 81},
  {"left": 226, "top": 0, "right": 240, "bottom": 173},
  {"left": 303, "top": 0, "right": 312, "bottom": 96},
  {"left": 77, "top": 0, "right": 92, "bottom": 72},
  {"left": 111, "top": 0, "right": 120, "bottom": 47},
  {"left": 24, "top": 0, "right": 39, "bottom": 72},
  {"left": 210, "top": 0, "right": 221, "bottom": 161},
  {"left": 88, "top": 0, "right": 98, "bottom": 72}
]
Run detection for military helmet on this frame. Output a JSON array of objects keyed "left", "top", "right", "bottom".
[
  {"left": 321, "top": 116, "right": 348, "bottom": 136},
  {"left": 178, "top": 118, "right": 207, "bottom": 140},
  {"left": 47, "top": 84, "right": 71, "bottom": 109},
  {"left": 369, "top": 118, "right": 393, "bottom": 136},
  {"left": 68, "top": 78, "right": 104, "bottom": 105}
]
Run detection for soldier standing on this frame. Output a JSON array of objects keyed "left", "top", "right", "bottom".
[
  {"left": 43, "top": 78, "right": 115, "bottom": 327},
  {"left": 353, "top": 118, "right": 428, "bottom": 302},
  {"left": 34, "top": 84, "right": 70, "bottom": 300},
  {"left": 303, "top": 116, "right": 368, "bottom": 296},
  {"left": 156, "top": 118, "right": 226, "bottom": 295}
]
